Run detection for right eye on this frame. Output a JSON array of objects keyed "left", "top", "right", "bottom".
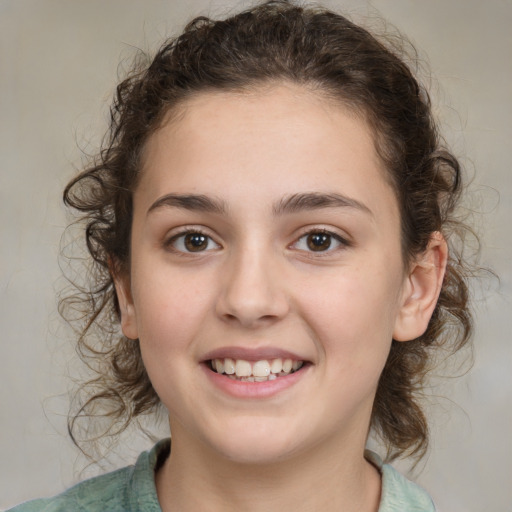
[{"left": 167, "top": 231, "right": 221, "bottom": 253}]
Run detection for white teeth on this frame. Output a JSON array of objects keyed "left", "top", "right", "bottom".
[
  {"left": 235, "top": 359, "right": 252, "bottom": 377},
  {"left": 214, "top": 359, "right": 224, "bottom": 374},
  {"left": 283, "top": 358, "right": 293, "bottom": 373},
  {"left": 211, "top": 357, "right": 304, "bottom": 381},
  {"left": 224, "top": 358, "right": 235, "bottom": 375},
  {"left": 252, "top": 360, "right": 270, "bottom": 377},
  {"left": 270, "top": 358, "right": 283, "bottom": 374}
]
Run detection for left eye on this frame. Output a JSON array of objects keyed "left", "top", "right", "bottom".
[
  {"left": 294, "top": 231, "right": 344, "bottom": 252},
  {"left": 169, "top": 232, "right": 220, "bottom": 253}
]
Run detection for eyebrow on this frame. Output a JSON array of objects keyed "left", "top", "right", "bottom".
[
  {"left": 273, "top": 192, "right": 373, "bottom": 217},
  {"left": 147, "top": 191, "right": 372, "bottom": 217},
  {"left": 147, "top": 193, "right": 228, "bottom": 216}
]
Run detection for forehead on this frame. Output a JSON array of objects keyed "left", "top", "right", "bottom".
[{"left": 138, "top": 83, "right": 398, "bottom": 223}]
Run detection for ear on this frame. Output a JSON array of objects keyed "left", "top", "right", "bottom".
[
  {"left": 393, "top": 232, "right": 448, "bottom": 342},
  {"left": 111, "top": 262, "right": 139, "bottom": 340}
]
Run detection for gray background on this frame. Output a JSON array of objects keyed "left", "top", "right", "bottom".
[{"left": 1, "top": 0, "right": 510, "bottom": 510}]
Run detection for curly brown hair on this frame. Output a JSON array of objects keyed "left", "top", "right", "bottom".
[{"left": 63, "top": 0, "right": 473, "bottom": 462}]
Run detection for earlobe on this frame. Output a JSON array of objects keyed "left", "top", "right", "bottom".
[
  {"left": 393, "top": 232, "right": 448, "bottom": 342},
  {"left": 112, "top": 269, "right": 139, "bottom": 340}
]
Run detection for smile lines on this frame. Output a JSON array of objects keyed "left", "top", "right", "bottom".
[{"left": 210, "top": 358, "right": 304, "bottom": 382}]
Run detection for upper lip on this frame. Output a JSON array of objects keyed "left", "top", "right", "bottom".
[{"left": 201, "top": 346, "right": 307, "bottom": 362}]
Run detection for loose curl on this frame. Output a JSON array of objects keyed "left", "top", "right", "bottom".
[{"left": 63, "top": 0, "right": 474, "bottom": 462}]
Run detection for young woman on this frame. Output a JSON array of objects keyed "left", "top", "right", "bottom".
[{"left": 10, "top": 1, "right": 474, "bottom": 510}]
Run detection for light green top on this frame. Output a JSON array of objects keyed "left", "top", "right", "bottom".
[{"left": 9, "top": 439, "right": 435, "bottom": 512}]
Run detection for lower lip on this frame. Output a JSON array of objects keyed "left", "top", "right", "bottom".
[{"left": 202, "top": 364, "right": 309, "bottom": 399}]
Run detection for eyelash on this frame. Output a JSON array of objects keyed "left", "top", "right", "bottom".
[
  {"left": 164, "top": 227, "right": 351, "bottom": 256},
  {"left": 291, "top": 228, "right": 351, "bottom": 255},
  {"left": 164, "top": 228, "right": 221, "bottom": 255}
]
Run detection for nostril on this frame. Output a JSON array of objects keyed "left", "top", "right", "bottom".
[
  {"left": 215, "top": 262, "right": 290, "bottom": 326},
  {"left": 220, "top": 312, "right": 282, "bottom": 328}
]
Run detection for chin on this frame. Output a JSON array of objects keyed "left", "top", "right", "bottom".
[{"left": 205, "top": 419, "right": 304, "bottom": 465}]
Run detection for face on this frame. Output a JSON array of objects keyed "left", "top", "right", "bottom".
[{"left": 116, "top": 84, "right": 433, "bottom": 465}]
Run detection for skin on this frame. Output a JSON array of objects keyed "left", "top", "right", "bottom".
[{"left": 115, "top": 83, "right": 447, "bottom": 512}]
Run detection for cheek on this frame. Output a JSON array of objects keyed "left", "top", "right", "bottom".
[
  {"left": 297, "top": 265, "right": 402, "bottom": 364},
  {"left": 132, "top": 270, "right": 215, "bottom": 410},
  {"left": 131, "top": 266, "right": 213, "bottom": 355}
]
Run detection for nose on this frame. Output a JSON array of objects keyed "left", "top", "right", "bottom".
[{"left": 216, "top": 244, "right": 290, "bottom": 328}]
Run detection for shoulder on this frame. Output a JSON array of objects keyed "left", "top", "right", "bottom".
[
  {"left": 7, "top": 466, "right": 133, "bottom": 512},
  {"left": 365, "top": 451, "right": 436, "bottom": 512},
  {"left": 7, "top": 440, "right": 169, "bottom": 512}
]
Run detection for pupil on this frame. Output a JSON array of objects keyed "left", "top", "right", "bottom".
[
  {"left": 307, "top": 233, "right": 331, "bottom": 251},
  {"left": 185, "top": 233, "right": 207, "bottom": 251}
]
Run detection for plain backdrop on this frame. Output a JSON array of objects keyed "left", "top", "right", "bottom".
[{"left": 1, "top": 0, "right": 511, "bottom": 510}]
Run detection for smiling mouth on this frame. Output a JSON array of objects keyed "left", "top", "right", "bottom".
[{"left": 209, "top": 358, "right": 305, "bottom": 382}]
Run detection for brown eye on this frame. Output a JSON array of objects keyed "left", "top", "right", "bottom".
[
  {"left": 184, "top": 233, "right": 208, "bottom": 252},
  {"left": 306, "top": 232, "right": 332, "bottom": 251},
  {"left": 168, "top": 231, "right": 220, "bottom": 253},
  {"left": 292, "top": 230, "right": 347, "bottom": 254}
]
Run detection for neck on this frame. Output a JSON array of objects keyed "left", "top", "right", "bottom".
[{"left": 155, "top": 427, "right": 381, "bottom": 512}]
